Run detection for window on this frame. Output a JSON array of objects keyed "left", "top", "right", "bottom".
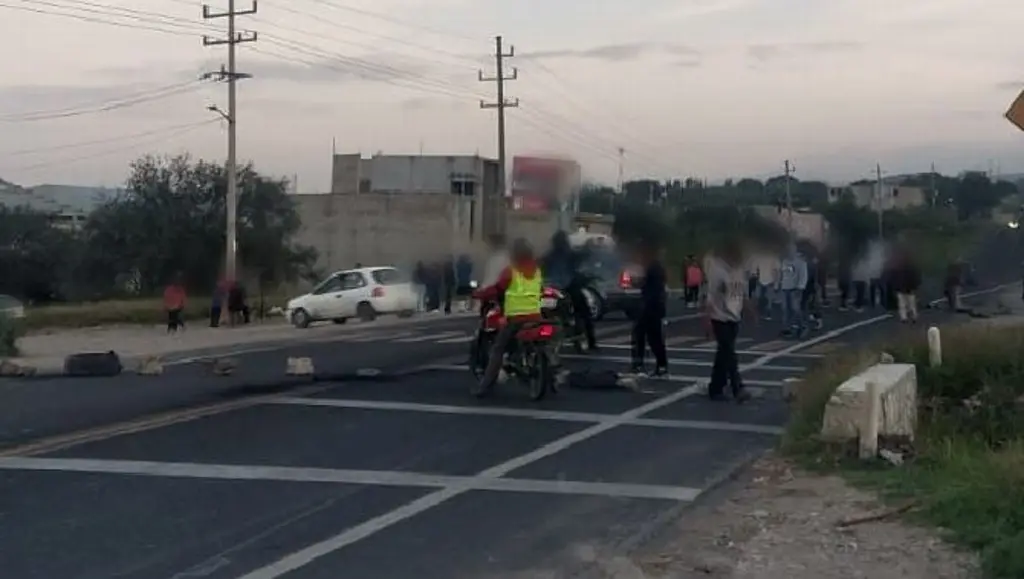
[
  {"left": 312, "top": 275, "right": 343, "bottom": 295},
  {"left": 340, "top": 272, "right": 367, "bottom": 290},
  {"left": 359, "top": 178, "right": 371, "bottom": 193},
  {"left": 371, "top": 268, "right": 408, "bottom": 285}
]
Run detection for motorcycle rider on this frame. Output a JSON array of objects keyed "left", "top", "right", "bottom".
[
  {"left": 541, "top": 230, "right": 598, "bottom": 351},
  {"left": 472, "top": 238, "right": 544, "bottom": 390}
]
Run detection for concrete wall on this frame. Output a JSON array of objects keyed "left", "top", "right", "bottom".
[
  {"left": 845, "top": 184, "right": 927, "bottom": 211},
  {"left": 293, "top": 192, "right": 486, "bottom": 284},
  {"left": 753, "top": 205, "right": 829, "bottom": 248}
]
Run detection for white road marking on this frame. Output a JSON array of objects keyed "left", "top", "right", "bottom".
[
  {"left": 268, "top": 397, "right": 783, "bottom": 434},
  {"left": 597, "top": 343, "right": 824, "bottom": 358},
  {"left": 237, "top": 314, "right": 890, "bottom": 578},
  {"left": 435, "top": 334, "right": 475, "bottom": 344},
  {"left": 394, "top": 331, "right": 463, "bottom": 343},
  {"left": 346, "top": 331, "right": 416, "bottom": 343},
  {"left": 559, "top": 354, "right": 805, "bottom": 372},
  {"left": 411, "top": 364, "right": 787, "bottom": 386},
  {"left": 0, "top": 457, "right": 701, "bottom": 502}
]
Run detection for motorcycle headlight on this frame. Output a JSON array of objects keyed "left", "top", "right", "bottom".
[{"left": 469, "top": 280, "right": 478, "bottom": 289}]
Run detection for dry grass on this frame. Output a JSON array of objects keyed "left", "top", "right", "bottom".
[
  {"left": 782, "top": 323, "right": 1024, "bottom": 578},
  {"left": 24, "top": 294, "right": 290, "bottom": 330}
]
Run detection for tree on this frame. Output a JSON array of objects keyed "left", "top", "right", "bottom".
[
  {"left": 0, "top": 206, "right": 76, "bottom": 301},
  {"left": 76, "top": 154, "right": 317, "bottom": 296}
]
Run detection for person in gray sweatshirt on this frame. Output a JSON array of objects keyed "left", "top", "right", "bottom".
[{"left": 777, "top": 244, "right": 808, "bottom": 337}]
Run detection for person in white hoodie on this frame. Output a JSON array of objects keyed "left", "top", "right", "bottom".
[{"left": 479, "top": 234, "right": 510, "bottom": 315}]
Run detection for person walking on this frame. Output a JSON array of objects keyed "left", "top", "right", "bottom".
[
  {"left": 442, "top": 257, "right": 456, "bottom": 315},
  {"left": 683, "top": 256, "right": 703, "bottom": 308},
  {"left": 163, "top": 274, "right": 187, "bottom": 333},
  {"left": 703, "top": 238, "right": 753, "bottom": 403},
  {"left": 630, "top": 240, "right": 669, "bottom": 377},
  {"left": 837, "top": 254, "right": 853, "bottom": 311},
  {"left": 778, "top": 244, "right": 809, "bottom": 338},
  {"left": 412, "top": 261, "right": 428, "bottom": 312}
]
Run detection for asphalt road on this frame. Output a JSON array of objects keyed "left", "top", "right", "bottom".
[{"left": 0, "top": 285, "right": 1007, "bottom": 579}]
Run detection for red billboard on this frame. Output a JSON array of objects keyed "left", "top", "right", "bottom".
[{"left": 510, "top": 155, "right": 580, "bottom": 213}]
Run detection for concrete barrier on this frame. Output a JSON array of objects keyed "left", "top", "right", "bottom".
[
  {"left": 821, "top": 363, "right": 917, "bottom": 442},
  {"left": 286, "top": 357, "right": 314, "bottom": 376}
]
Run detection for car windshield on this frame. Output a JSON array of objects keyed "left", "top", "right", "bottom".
[
  {"left": 580, "top": 249, "right": 624, "bottom": 280},
  {"left": 371, "top": 268, "right": 408, "bottom": 285}
]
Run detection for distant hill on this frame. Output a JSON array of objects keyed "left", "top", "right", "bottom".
[{"left": 0, "top": 179, "right": 121, "bottom": 215}]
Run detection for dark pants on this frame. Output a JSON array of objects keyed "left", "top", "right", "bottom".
[
  {"left": 838, "top": 279, "right": 851, "bottom": 307},
  {"left": 869, "top": 278, "right": 884, "bottom": 307},
  {"left": 684, "top": 285, "right": 700, "bottom": 303},
  {"left": 853, "top": 281, "right": 867, "bottom": 308},
  {"left": 479, "top": 318, "right": 530, "bottom": 389},
  {"left": 566, "top": 282, "right": 596, "bottom": 349},
  {"left": 709, "top": 320, "right": 742, "bottom": 397},
  {"left": 209, "top": 305, "right": 221, "bottom": 327},
  {"left": 631, "top": 309, "right": 667, "bottom": 369},
  {"left": 443, "top": 283, "right": 454, "bottom": 314},
  {"left": 167, "top": 308, "right": 184, "bottom": 332}
]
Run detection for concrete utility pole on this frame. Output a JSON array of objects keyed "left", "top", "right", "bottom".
[
  {"left": 479, "top": 36, "right": 518, "bottom": 201},
  {"left": 202, "top": 0, "right": 256, "bottom": 282},
  {"left": 783, "top": 159, "right": 794, "bottom": 232},
  {"left": 930, "top": 162, "right": 937, "bottom": 208},
  {"left": 617, "top": 147, "right": 625, "bottom": 194},
  {"left": 875, "top": 163, "right": 885, "bottom": 239}
]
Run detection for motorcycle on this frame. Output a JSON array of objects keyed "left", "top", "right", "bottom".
[
  {"left": 468, "top": 303, "right": 558, "bottom": 400},
  {"left": 540, "top": 285, "right": 585, "bottom": 355}
]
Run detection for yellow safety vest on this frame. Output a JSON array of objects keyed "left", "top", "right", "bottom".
[{"left": 504, "top": 267, "right": 543, "bottom": 317}]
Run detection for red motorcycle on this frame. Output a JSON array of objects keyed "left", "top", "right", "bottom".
[{"left": 469, "top": 302, "right": 558, "bottom": 400}]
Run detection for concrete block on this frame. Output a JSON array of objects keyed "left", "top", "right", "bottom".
[
  {"left": 0, "top": 359, "right": 36, "bottom": 377},
  {"left": 207, "top": 357, "right": 238, "bottom": 376},
  {"left": 135, "top": 356, "right": 163, "bottom": 376},
  {"left": 286, "top": 357, "right": 314, "bottom": 376},
  {"left": 821, "top": 363, "right": 917, "bottom": 442}
]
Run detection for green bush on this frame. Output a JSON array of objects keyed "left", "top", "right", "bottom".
[
  {"left": 784, "top": 323, "right": 1024, "bottom": 578},
  {"left": 0, "top": 314, "right": 25, "bottom": 357}
]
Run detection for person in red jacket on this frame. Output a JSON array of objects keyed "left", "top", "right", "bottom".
[{"left": 472, "top": 238, "right": 544, "bottom": 391}]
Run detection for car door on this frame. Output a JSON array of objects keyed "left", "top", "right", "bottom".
[
  {"left": 336, "top": 271, "right": 370, "bottom": 317},
  {"left": 308, "top": 274, "right": 345, "bottom": 319}
]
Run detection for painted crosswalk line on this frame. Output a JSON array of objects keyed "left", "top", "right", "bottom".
[{"left": 748, "top": 339, "right": 791, "bottom": 352}]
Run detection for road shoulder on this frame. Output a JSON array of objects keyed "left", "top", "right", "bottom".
[{"left": 628, "top": 452, "right": 977, "bottom": 578}]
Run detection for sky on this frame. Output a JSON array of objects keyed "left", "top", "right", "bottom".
[{"left": 0, "top": 0, "right": 1022, "bottom": 190}]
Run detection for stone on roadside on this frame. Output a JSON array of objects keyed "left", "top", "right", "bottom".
[
  {"left": 135, "top": 355, "right": 163, "bottom": 376},
  {"left": 0, "top": 359, "right": 36, "bottom": 377},
  {"left": 782, "top": 378, "right": 801, "bottom": 402},
  {"left": 285, "top": 357, "right": 314, "bottom": 376},
  {"left": 879, "top": 352, "right": 895, "bottom": 364}
]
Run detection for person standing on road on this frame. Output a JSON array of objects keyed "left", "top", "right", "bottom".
[
  {"left": 703, "top": 238, "right": 753, "bottom": 403},
  {"left": 442, "top": 257, "right": 456, "bottom": 315},
  {"left": 778, "top": 244, "right": 808, "bottom": 338},
  {"left": 837, "top": 253, "right": 853, "bottom": 311},
  {"left": 944, "top": 257, "right": 964, "bottom": 312},
  {"left": 630, "top": 240, "right": 669, "bottom": 377},
  {"left": 891, "top": 247, "right": 922, "bottom": 323},
  {"left": 683, "top": 256, "right": 703, "bottom": 308},
  {"left": 412, "top": 261, "right": 428, "bottom": 312},
  {"left": 749, "top": 250, "right": 779, "bottom": 320},
  {"left": 163, "top": 273, "right": 186, "bottom": 333},
  {"left": 542, "top": 230, "right": 598, "bottom": 351}
]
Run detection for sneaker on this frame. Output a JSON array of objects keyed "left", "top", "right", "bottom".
[
  {"left": 652, "top": 366, "right": 670, "bottom": 378},
  {"left": 629, "top": 365, "right": 646, "bottom": 376}
]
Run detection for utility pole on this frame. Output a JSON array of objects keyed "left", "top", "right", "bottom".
[
  {"left": 202, "top": 0, "right": 256, "bottom": 283},
  {"left": 930, "top": 162, "right": 937, "bottom": 208},
  {"left": 783, "top": 160, "right": 794, "bottom": 232},
  {"left": 479, "top": 35, "right": 518, "bottom": 202},
  {"left": 875, "top": 163, "right": 885, "bottom": 239},
  {"left": 617, "top": 147, "right": 625, "bottom": 195}
]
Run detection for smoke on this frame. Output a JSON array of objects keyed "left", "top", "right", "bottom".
[{"left": 852, "top": 240, "right": 887, "bottom": 280}]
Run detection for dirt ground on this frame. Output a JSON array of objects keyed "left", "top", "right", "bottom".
[{"left": 629, "top": 453, "right": 978, "bottom": 579}]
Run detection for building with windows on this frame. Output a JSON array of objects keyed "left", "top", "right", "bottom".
[{"left": 827, "top": 183, "right": 927, "bottom": 210}]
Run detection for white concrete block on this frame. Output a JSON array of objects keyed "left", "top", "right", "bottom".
[
  {"left": 286, "top": 357, "right": 315, "bottom": 376},
  {"left": 821, "top": 363, "right": 917, "bottom": 442}
]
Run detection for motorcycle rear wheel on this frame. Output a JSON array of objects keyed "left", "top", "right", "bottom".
[{"left": 526, "top": 346, "right": 553, "bottom": 401}]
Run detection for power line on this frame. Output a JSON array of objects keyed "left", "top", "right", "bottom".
[
  {"left": 0, "top": 79, "right": 207, "bottom": 122},
  {"left": 3, "top": 119, "right": 219, "bottom": 172},
  {"left": 302, "top": 0, "right": 486, "bottom": 45},
  {"left": 0, "top": 0, "right": 198, "bottom": 35},
  {"left": 202, "top": 0, "right": 257, "bottom": 283},
  {"left": 1, "top": 119, "right": 223, "bottom": 157}
]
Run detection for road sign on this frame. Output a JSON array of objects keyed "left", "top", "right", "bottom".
[{"left": 1006, "top": 88, "right": 1024, "bottom": 132}]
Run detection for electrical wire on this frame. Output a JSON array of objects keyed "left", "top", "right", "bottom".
[
  {"left": 2, "top": 119, "right": 220, "bottom": 172},
  {"left": 0, "top": 0, "right": 198, "bottom": 36},
  {"left": 0, "top": 118, "right": 219, "bottom": 157},
  {"left": 0, "top": 79, "right": 208, "bottom": 122}
]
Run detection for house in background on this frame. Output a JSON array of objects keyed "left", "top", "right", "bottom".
[
  {"left": 0, "top": 180, "right": 120, "bottom": 229},
  {"left": 827, "top": 182, "right": 927, "bottom": 210}
]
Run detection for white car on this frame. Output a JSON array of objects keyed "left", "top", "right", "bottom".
[
  {"left": 0, "top": 294, "right": 25, "bottom": 320},
  {"left": 286, "top": 266, "right": 418, "bottom": 328}
]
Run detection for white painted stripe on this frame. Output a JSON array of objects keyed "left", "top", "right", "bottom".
[
  {"left": 394, "top": 331, "right": 462, "bottom": 343},
  {"left": 239, "top": 314, "right": 890, "bottom": 578},
  {"left": 347, "top": 331, "right": 415, "bottom": 343},
  {"left": 270, "top": 397, "right": 784, "bottom": 435},
  {"left": 0, "top": 457, "right": 700, "bottom": 502},
  {"left": 435, "top": 334, "right": 475, "bottom": 344},
  {"left": 415, "top": 364, "right": 787, "bottom": 386},
  {"left": 599, "top": 343, "right": 824, "bottom": 358},
  {"left": 560, "top": 354, "right": 804, "bottom": 372}
]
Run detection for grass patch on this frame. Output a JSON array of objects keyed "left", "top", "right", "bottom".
[
  {"left": 24, "top": 294, "right": 289, "bottom": 331},
  {"left": 783, "top": 323, "right": 1024, "bottom": 578}
]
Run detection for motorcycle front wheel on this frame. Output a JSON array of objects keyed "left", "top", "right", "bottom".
[{"left": 469, "top": 332, "right": 495, "bottom": 397}]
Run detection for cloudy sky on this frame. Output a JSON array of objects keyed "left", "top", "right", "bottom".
[{"left": 0, "top": 0, "right": 1021, "bottom": 190}]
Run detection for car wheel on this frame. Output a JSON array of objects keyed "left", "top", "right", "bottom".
[
  {"left": 397, "top": 309, "right": 415, "bottom": 318},
  {"left": 332, "top": 318, "right": 347, "bottom": 324},
  {"left": 291, "top": 308, "right": 312, "bottom": 329},
  {"left": 582, "top": 287, "right": 604, "bottom": 321},
  {"left": 357, "top": 302, "right": 377, "bottom": 322}
]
